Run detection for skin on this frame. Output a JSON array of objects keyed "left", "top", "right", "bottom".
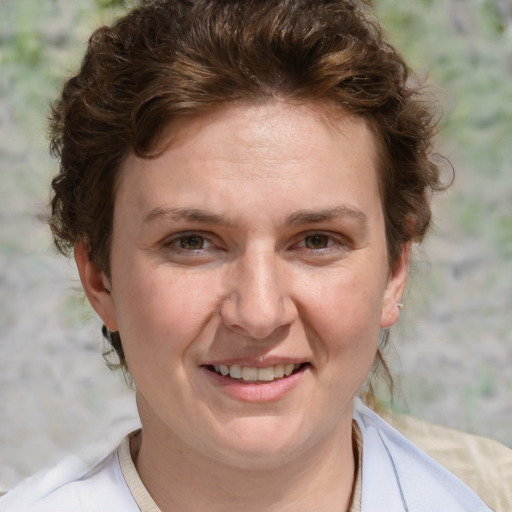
[{"left": 76, "top": 101, "right": 409, "bottom": 511}]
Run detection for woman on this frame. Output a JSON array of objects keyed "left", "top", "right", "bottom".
[{"left": 1, "top": 0, "right": 510, "bottom": 510}]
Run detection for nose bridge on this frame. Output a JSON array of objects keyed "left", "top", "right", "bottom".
[
  {"left": 246, "top": 246, "right": 280, "bottom": 309},
  {"left": 223, "top": 244, "right": 294, "bottom": 338}
]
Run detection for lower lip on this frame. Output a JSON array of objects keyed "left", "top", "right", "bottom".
[{"left": 202, "top": 366, "right": 308, "bottom": 402}]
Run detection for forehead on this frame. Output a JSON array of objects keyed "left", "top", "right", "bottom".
[
  {"left": 115, "top": 101, "right": 381, "bottom": 222},
  {"left": 164, "top": 100, "right": 374, "bottom": 151}
]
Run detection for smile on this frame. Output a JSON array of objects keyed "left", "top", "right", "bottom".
[{"left": 210, "top": 363, "right": 304, "bottom": 382}]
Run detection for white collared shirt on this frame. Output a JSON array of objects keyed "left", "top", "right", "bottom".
[{"left": 1, "top": 399, "right": 509, "bottom": 511}]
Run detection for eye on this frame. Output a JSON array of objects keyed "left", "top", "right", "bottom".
[
  {"left": 176, "top": 234, "right": 205, "bottom": 250},
  {"left": 163, "top": 232, "right": 215, "bottom": 253},
  {"left": 304, "top": 234, "right": 330, "bottom": 250},
  {"left": 290, "top": 231, "right": 351, "bottom": 260},
  {"left": 160, "top": 231, "right": 226, "bottom": 265}
]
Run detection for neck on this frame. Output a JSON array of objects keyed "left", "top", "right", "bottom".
[{"left": 131, "top": 406, "right": 356, "bottom": 512}]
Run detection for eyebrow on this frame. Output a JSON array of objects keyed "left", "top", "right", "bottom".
[
  {"left": 143, "top": 205, "right": 368, "bottom": 228},
  {"left": 143, "top": 206, "right": 231, "bottom": 226},
  {"left": 285, "top": 206, "right": 368, "bottom": 227}
]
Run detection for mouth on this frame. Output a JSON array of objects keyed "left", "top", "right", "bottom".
[{"left": 205, "top": 363, "right": 308, "bottom": 382}]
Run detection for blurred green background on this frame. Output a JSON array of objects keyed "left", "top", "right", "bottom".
[{"left": 0, "top": 0, "right": 511, "bottom": 488}]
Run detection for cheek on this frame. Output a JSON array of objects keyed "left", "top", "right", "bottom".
[
  {"left": 112, "top": 265, "right": 221, "bottom": 358},
  {"left": 303, "top": 267, "right": 386, "bottom": 338},
  {"left": 297, "top": 273, "right": 382, "bottom": 382},
  {"left": 300, "top": 271, "right": 382, "bottom": 400}
]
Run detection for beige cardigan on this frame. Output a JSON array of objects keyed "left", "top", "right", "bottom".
[{"left": 385, "top": 412, "right": 512, "bottom": 512}]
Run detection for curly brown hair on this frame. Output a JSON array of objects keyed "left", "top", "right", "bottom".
[{"left": 49, "top": 0, "right": 446, "bottom": 380}]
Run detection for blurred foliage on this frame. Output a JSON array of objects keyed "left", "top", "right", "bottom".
[
  {"left": 374, "top": 0, "right": 511, "bottom": 261},
  {"left": 94, "top": 0, "right": 130, "bottom": 8},
  {"left": 0, "top": 0, "right": 126, "bottom": 200},
  {"left": 374, "top": 0, "right": 511, "bottom": 169}
]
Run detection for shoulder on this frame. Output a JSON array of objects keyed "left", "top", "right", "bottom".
[
  {"left": 353, "top": 398, "right": 511, "bottom": 511},
  {"left": 0, "top": 443, "right": 139, "bottom": 512},
  {"left": 385, "top": 410, "right": 512, "bottom": 511}
]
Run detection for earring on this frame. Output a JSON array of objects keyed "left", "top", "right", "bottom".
[{"left": 397, "top": 303, "right": 404, "bottom": 310}]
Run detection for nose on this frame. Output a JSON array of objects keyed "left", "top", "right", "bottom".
[{"left": 220, "top": 247, "right": 297, "bottom": 340}]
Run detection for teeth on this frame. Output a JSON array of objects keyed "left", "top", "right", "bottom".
[
  {"left": 257, "top": 367, "right": 275, "bottom": 381},
  {"left": 241, "top": 366, "right": 258, "bottom": 381},
  {"left": 273, "top": 364, "right": 285, "bottom": 378},
  {"left": 284, "top": 363, "right": 295, "bottom": 376},
  {"left": 212, "top": 363, "right": 302, "bottom": 381},
  {"left": 230, "top": 364, "right": 242, "bottom": 379}
]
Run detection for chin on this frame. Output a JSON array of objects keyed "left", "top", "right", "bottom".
[{"left": 200, "top": 418, "right": 320, "bottom": 470}]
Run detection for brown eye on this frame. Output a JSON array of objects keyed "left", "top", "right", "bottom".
[
  {"left": 179, "top": 235, "right": 204, "bottom": 250},
  {"left": 304, "top": 234, "right": 329, "bottom": 249}
]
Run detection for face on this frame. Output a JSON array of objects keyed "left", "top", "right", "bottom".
[{"left": 77, "top": 101, "right": 407, "bottom": 468}]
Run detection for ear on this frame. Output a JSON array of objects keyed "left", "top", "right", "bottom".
[
  {"left": 379, "top": 242, "right": 410, "bottom": 329},
  {"left": 74, "top": 241, "right": 119, "bottom": 332}
]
